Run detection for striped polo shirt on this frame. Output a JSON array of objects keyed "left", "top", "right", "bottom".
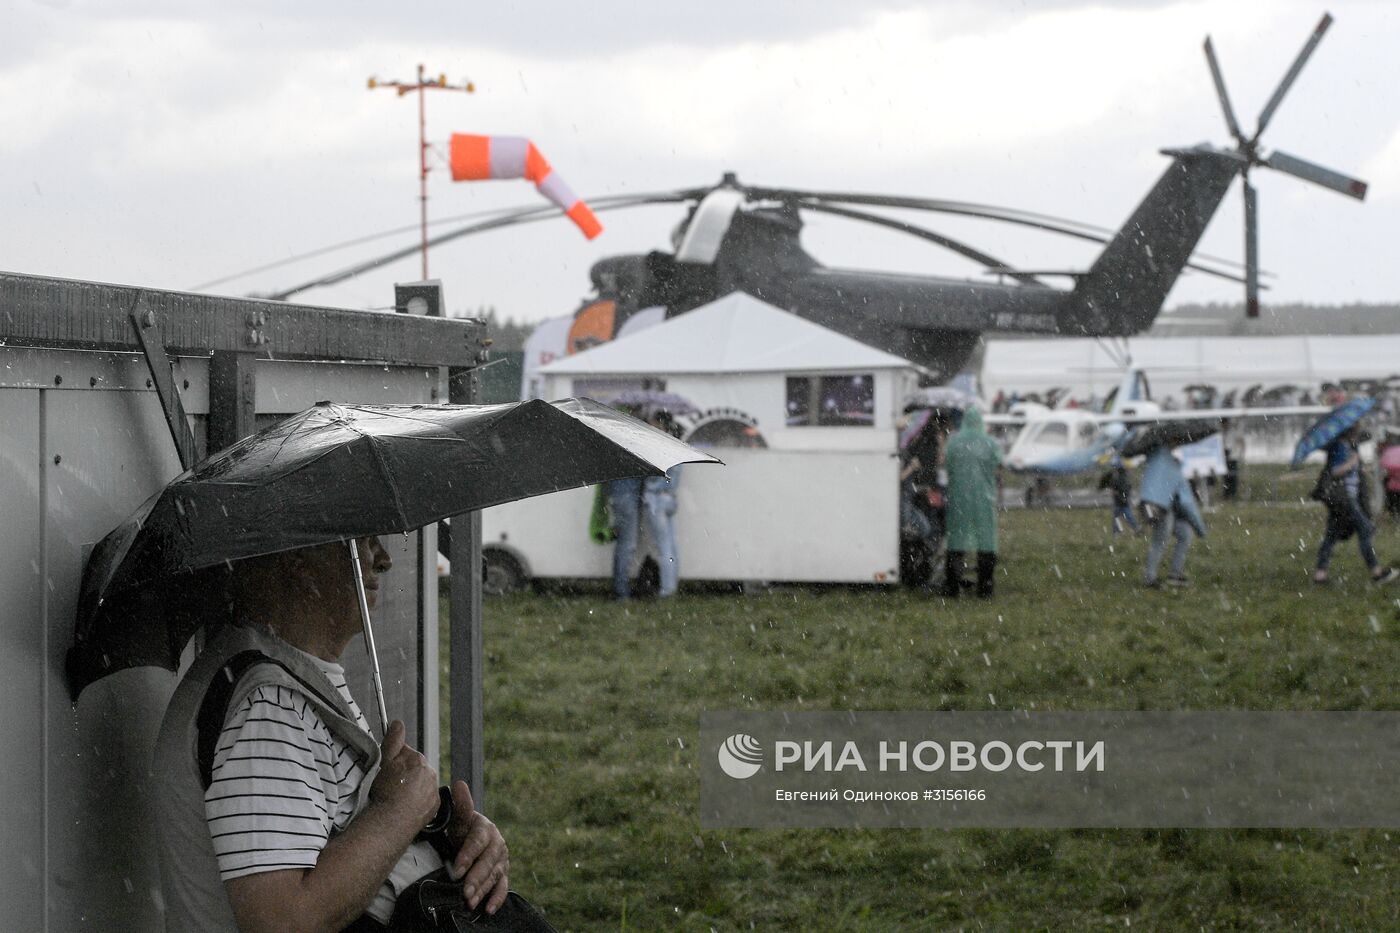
[{"left": 204, "top": 649, "right": 442, "bottom": 924}]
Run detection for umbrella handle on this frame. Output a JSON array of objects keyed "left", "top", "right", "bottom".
[{"left": 349, "top": 538, "right": 390, "bottom": 737}]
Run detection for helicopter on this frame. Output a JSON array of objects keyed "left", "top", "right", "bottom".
[{"left": 268, "top": 14, "right": 1366, "bottom": 382}]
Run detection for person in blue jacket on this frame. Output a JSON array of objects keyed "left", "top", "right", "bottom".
[{"left": 1137, "top": 445, "right": 1206, "bottom": 588}]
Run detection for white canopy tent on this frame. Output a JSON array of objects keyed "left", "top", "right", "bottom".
[
  {"left": 982, "top": 335, "right": 1400, "bottom": 402},
  {"left": 539, "top": 292, "right": 925, "bottom": 451},
  {"left": 539, "top": 292, "right": 917, "bottom": 376}
]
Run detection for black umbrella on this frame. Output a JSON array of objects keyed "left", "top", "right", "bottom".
[
  {"left": 1117, "top": 418, "right": 1222, "bottom": 459},
  {"left": 68, "top": 397, "right": 719, "bottom": 705}
]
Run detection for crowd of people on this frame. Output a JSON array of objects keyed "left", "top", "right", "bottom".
[
  {"left": 990, "top": 381, "right": 1400, "bottom": 420},
  {"left": 1105, "top": 420, "right": 1400, "bottom": 588},
  {"left": 899, "top": 403, "right": 1400, "bottom": 596},
  {"left": 599, "top": 396, "right": 1400, "bottom": 601},
  {"left": 899, "top": 406, "right": 1004, "bottom": 598}
]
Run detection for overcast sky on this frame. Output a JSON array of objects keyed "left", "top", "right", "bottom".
[{"left": 3, "top": 0, "right": 1397, "bottom": 325}]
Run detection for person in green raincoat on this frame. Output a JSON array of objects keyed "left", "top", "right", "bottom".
[{"left": 942, "top": 407, "right": 1003, "bottom": 598}]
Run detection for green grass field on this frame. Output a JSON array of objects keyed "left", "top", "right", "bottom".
[{"left": 443, "top": 491, "right": 1400, "bottom": 931}]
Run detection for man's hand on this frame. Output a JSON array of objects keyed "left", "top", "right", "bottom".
[
  {"left": 369, "top": 719, "right": 441, "bottom": 829},
  {"left": 226, "top": 721, "right": 441, "bottom": 933},
  {"left": 446, "top": 779, "right": 510, "bottom": 914}
]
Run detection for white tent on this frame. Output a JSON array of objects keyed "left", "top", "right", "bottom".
[
  {"left": 982, "top": 335, "right": 1400, "bottom": 402},
  {"left": 540, "top": 292, "right": 916, "bottom": 376},
  {"left": 539, "top": 292, "right": 923, "bottom": 451}
]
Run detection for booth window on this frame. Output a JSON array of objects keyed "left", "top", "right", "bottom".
[{"left": 785, "top": 374, "right": 875, "bottom": 427}]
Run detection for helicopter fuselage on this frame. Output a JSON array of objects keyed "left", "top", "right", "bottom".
[{"left": 580, "top": 148, "right": 1244, "bottom": 380}]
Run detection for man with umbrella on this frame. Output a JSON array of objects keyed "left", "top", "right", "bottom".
[
  {"left": 68, "top": 398, "right": 716, "bottom": 930},
  {"left": 155, "top": 536, "right": 515, "bottom": 932},
  {"left": 1292, "top": 397, "right": 1397, "bottom": 586},
  {"left": 1307, "top": 423, "right": 1396, "bottom": 586}
]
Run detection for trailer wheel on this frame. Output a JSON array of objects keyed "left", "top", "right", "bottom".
[{"left": 482, "top": 548, "right": 527, "bottom": 596}]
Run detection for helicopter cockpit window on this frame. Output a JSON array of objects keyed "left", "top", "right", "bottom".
[{"left": 786, "top": 374, "right": 875, "bottom": 427}]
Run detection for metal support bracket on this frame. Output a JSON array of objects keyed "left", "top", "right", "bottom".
[
  {"left": 209, "top": 350, "right": 259, "bottom": 453},
  {"left": 128, "top": 292, "right": 198, "bottom": 471}
]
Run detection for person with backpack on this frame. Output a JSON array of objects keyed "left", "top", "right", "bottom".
[
  {"left": 1311, "top": 425, "right": 1398, "bottom": 585},
  {"left": 152, "top": 538, "right": 550, "bottom": 932}
]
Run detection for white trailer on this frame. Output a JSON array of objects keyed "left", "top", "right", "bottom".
[
  {"left": 502, "top": 294, "right": 932, "bottom": 589},
  {"left": 482, "top": 447, "right": 902, "bottom": 589}
]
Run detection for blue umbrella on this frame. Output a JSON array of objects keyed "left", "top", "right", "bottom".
[{"left": 1291, "top": 396, "right": 1376, "bottom": 469}]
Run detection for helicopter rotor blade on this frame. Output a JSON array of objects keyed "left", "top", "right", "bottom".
[
  {"left": 795, "top": 199, "right": 1256, "bottom": 288},
  {"left": 194, "top": 193, "right": 687, "bottom": 292},
  {"left": 746, "top": 185, "right": 1113, "bottom": 237},
  {"left": 1253, "top": 11, "right": 1333, "bottom": 143},
  {"left": 744, "top": 185, "right": 1257, "bottom": 275},
  {"left": 1262, "top": 149, "right": 1368, "bottom": 200},
  {"left": 266, "top": 193, "right": 695, "bottom": 301},
  {"left": 794, "top": 200, "right": 1047, "bottom": 287},
  {"left": 1244, "top": 178, "right": 1260, "bottom": 318},
  {"left": 1203, "top": 36, "right": 1246, "bottom": 144}
]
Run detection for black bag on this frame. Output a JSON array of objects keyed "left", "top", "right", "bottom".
[
  {"left": 1310, "top": 468, "right": 1349, "bottom": 510},
  {"left": 389, "top": 868, "right": 558, "bottom": 932}
]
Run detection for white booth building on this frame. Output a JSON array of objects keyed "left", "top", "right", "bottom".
[
  {"left": 537, "top": 292, "right": 923, "bottom": 451},
  {"left": 485, "top": 293, "right": 927, "bottom": 587}
]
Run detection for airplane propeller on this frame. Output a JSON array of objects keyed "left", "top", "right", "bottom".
[{"left": 1201, "top": 12, "right": 1367, "bottom": 318}]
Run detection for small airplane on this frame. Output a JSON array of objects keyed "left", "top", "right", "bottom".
[{"left": 990, "top": 366, "right": 1326, "bottom": 479}]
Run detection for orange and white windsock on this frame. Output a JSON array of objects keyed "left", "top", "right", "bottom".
[{"left": 448, "top": 133, "right": 603, "bottom": 240}]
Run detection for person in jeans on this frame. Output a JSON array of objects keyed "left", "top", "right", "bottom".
[
  {"left": 1138, "top": 445, "right": 1206, "bottom": 588},
  {"left": 606, "top": 475, "right": 643, "bottom": 599},
  {"left": 1313, "top": 426, "right": 1398, "bottom": 585},
  {"left": 642, "top": 467, "right": 682, "bottom": 597},
  {"left": 641, "top": 407, "right": 684, "bottom": 597}
]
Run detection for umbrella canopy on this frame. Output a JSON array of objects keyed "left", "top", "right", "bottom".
[
  {"left": 904, "top": 386, "right": 981, "bottom": 412},
  {"left": 607, "top": 389, "right": 699, "bottom": 416},
  {"left": 68, "top": 397, "right": 718, "bottom": 697},
  {"left": 1290, "top": 396, "right": 1376, "bottom": 469},
  {"left": 1118, "top": 419, "right": 1222, "bottom": 459},
  {"left": 899, "top": 409, "right": 935, "bottom": 451}
]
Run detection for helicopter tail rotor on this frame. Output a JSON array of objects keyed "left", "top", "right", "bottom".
[{"left": 1202, "top": 11, "right": 1367, "bottom": 318}]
